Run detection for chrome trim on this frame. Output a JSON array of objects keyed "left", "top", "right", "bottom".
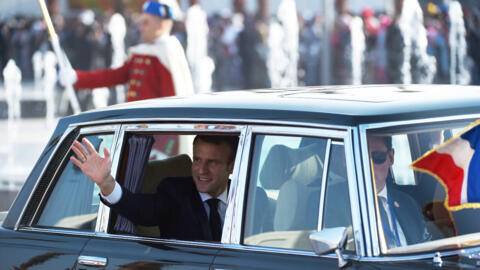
[
  {"left": 317, "top": 139, "right": 331, "bottom": 232},
  {"left": 344, "top": 127, "right": 366, "bottom": 257},
  {"left": 69, "top": 117, "right": 351, "bottom": 132},
  {"left": 218, "top": 242, "right": 361, "bottom": 261},
  {"left": 100, "top": 124, "right": 129, "bottom": 233},
  {"left": 18, "top": 226, "right": 97, "bottom": 237},
  {"left": 79, "top": 125, "right": 120, "bottom": 134},
  {"left": 350, "top": 127, "right": 371, "bottom": 257},
  {"left": 224, "top": 125, "right": 252, "bottom": 243},
  {"left": 246, "top": 126, "right": 347, "bottom": 139},
  {"left": 121, "top": 123, "right": 245, "bottom": 133},
  {"left": 15, "top": 126, "right": 77, "bottom": 230},
  {"left": 85, "top": 231, "right": 229, "bottom": 249},
  {"left": 225, "top": 126, "right": 252, "bottom": 244},
  {"left": 77, "top": 255, "right": 107, "bottom": 267},
  {"left": 95, "top": 125, "right": 122, "bottom": 233},
  {"left": 359, "top": 113, "right": 480, "bottom": 130},
  {"left": 358, "top": 125, "right": 379, "bottom": 256},
  {"left": 356, "top": 246, "right": 480, "bottom": 262}
]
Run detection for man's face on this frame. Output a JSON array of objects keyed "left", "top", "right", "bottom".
[
  {"left": 368, "top": 136, "right": 394, "bottom": 193},
  {"left": 192, "top": 140, "right": 233, "bottom": 197},
  {"left": 138, "top": 13, "right": 170, "bottom": 44}
]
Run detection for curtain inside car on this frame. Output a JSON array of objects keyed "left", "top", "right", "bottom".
[{"left": 114, "top": 134, "right": 154, "bottom": 234}]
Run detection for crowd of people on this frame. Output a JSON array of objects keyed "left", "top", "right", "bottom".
[{"left": 0, "top": 0, "right": 479, "bottom": 109}]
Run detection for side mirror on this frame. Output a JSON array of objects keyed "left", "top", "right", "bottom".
[{"left": 309, "top": 227, "right": 349, "bottom": 268}]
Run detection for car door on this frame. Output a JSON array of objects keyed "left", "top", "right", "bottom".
[
  {"left": 213, "top": 126, "right": 367, "bottom": 269},
  {"left": 0, "top": 127, "right": 117, "bottom": 269}
]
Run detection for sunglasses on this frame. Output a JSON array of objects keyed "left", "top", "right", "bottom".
[{"left": 371, "top": 150, "right": 389, "bottom": 164}]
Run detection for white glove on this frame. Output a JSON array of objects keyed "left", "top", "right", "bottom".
[{"left": 58, "top": 66, "right": 78, "bottom": 87}]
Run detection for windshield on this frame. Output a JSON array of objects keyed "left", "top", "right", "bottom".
[{"left": 367, "top": 119, "right": 480, "bottom": 254}]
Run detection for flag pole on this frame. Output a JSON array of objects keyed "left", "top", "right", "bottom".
[{"left": 37, "top": 0, "right": 81, "bottom": 115}]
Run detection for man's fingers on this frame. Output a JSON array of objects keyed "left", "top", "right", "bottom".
[
  {"left": 70, "top": 156, "right": 83, "bottom": 168},
  {"left": 71, "top": 144, "right": 85, "bottom": 160},
  {"left": 103, "top": 147, "right": 111, "bottom": 160},
  {"left": 74, "top": 140, "right": 89, "bottom": 157},
  {"left": 82, "top": 137, "right": 97, "bottom": 156}
]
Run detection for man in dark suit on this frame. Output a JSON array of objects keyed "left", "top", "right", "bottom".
[
  {"left": 368, "top": 135, "right": 430, "bottom": 248},
  {"left": 71, "top": 135, "right": 238, "bottom": 242}
]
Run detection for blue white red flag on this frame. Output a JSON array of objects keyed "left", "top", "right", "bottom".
[{"left": 411, "top": 120, "right": 480, "bottom": 211}]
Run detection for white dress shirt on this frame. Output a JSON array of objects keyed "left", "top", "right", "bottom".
[{"left": 378, "top": 186, "right": 407, "bottom": 246}]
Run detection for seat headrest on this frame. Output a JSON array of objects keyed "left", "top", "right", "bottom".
[
  {"left": 141, "top": 154, "right": 192, "bottom": 194},
  {"left": 260, "top": 143, "right": 323, "bottom": 189}
]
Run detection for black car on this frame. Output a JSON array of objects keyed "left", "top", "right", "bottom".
[{"left": 2, "top": 85, "right": 480, "bottom": 269}]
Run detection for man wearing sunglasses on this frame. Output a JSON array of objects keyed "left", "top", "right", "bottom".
[{"left": 368, "top": 135, "right": 430, "bottom": 249}]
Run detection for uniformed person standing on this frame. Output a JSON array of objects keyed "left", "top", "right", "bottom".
[{"left": 60, "top": 0, "right": 194, "bottom": 102}]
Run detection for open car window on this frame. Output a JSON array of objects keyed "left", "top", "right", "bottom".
[
  {"left": 367, "top": 119, "right": 480, "bottom": 254},
  {"left": 108, "top": 131, "right": 240, "bottom": 239}
]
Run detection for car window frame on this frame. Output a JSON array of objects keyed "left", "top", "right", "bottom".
[
  {"left": 225, "top": 125, "right": 363, "bottom": 258},
  {"left": 95, "top": 123, "right": 247, "bottom": 244},
  {"left": 16, "top": 124, "right": 121, "bottom": 236},
  {"left": 359, "top": 113, "right": 480, "bottom": 259}
]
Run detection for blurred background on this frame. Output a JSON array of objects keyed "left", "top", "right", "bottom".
[{"left": 0, "top": 0, "right": 479, "bottom": 211}]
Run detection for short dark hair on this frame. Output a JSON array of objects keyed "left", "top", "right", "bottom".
[{"left": 193, "top": 135, "right": 239, "bottom": 163}]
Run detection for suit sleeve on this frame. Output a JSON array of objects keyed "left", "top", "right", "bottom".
[
  {"left": 101, "top": 184, "right": 172, "bottom": 226},
  {"left": 74, "top": 59, "right": 132, "bottom": 90}
]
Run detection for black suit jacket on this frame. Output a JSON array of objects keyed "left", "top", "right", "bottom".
[
  {"left": 101, "top": 176, "right": 215, "bottom": 241},
  {"left": 387, "top": 186, "right": 431, "bottom": 245}
]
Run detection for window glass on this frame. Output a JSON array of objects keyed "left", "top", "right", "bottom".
[
  {"left": 243, "top": 134, "right": 327, "bottom": 251},
  {"left": 36, "top": 133, "right": 114, "bottom": 230},
  {"left": 367, "top": 119, "right": 480, "bottom": 252},
  {"left": 391, "top": 135, "right": 415, "bottom": 185},
  {"left": 322, "top": 143, "right": 354, "bottom": 251}
]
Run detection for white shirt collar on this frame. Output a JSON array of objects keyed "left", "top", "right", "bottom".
[
  {"left": 199, "top": 187, "right": 228, "bottom": 205},
  {"left": 378, "top": 185, "right": 388, "bottom": 199}
]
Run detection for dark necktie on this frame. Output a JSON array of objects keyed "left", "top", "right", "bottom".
[{"left": 207, "top": 198, "right": 222, "bottom": 241}]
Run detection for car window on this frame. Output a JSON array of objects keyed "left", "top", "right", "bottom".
[
  {"left": 243, "top": 134, "right": 330, "bottom": 251},
  {"left": 391, "top": 135, "right": 415, "bottom": 185},
  {"left": 367, "top": 119, "right": 480, "bottom": 253},
  {"left": 35, "top": 133, "right": 114, "bottom": 231}
]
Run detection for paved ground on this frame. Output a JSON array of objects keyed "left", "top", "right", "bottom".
[{"left": 0, "top": 118, "right": 57, "bottom": 211}]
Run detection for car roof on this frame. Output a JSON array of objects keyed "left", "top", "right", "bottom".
[{"left": 65, "top": 85, "right": 480, "bottom": 127}]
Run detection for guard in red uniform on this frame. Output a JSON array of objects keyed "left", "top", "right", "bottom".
[{"left": 60, "top": 0, "right": 193, "bottom": 102}]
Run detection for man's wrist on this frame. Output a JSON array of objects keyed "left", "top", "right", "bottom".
[
  {"left": 101, "top": 181, "right": 123, "bottom": 205},
  {"left": 99, "top": 175, "right": 116, "bottom": 196}
]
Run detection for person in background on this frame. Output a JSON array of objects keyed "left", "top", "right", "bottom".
[{"left": 59, "top": 0, "right": 193, "bottom": 102}]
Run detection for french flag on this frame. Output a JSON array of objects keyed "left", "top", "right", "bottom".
[{"left": 411, "top": 121, "right": 480, "bottom": 210}]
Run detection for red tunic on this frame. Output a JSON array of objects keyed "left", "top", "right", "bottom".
[
  {"left": 75, "top": 54, "right": 175, "bottom": 102},
  {"left": 74, "top": 35, "right": 193, "bottom": 102}
]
